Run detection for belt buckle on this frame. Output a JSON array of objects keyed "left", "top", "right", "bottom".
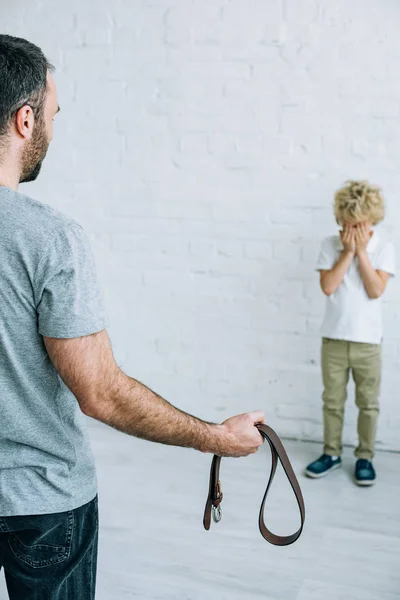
[
  {"left": 212, "top": 505, "right": 222, "bottom": 523},
  {"left": 212, "top": 480, "right": 223, "bottom": 523}
]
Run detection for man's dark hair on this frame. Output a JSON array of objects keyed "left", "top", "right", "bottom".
[{"left": 0, "top": 35, "right": 53, "bottom": 140}]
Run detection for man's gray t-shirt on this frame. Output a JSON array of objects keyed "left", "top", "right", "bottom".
[{"left": 0, "top": 186, "right": 108, "bottom": 516}]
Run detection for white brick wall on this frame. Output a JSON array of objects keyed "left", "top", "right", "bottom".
[{"left": 6, "top": 0, "right": 400, "bottom": 451}]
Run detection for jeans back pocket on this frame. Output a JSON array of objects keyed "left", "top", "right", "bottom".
[{"left": 8, "top": 509, "right": 74, "bottom": 569}]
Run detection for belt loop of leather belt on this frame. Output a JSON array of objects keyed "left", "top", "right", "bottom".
[{"left": 203, "top": 423, "right": 306, "bottom": 546}]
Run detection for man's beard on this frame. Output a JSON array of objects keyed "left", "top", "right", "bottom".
[{"left": 19, "top": 117, "right": 50, "bottom": 184}]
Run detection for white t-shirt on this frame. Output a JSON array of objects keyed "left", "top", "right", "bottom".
[{"left": 316, "top": 232, "right": 395, "bottom": 344}]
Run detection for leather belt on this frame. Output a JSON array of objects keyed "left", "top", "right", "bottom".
[{"left": 203, "top": 423, "right": 305, "bottom": 546}]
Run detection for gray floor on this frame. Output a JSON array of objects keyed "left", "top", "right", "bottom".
[{"left": 1, "top": 421, "right": 399, "bottom": 599}]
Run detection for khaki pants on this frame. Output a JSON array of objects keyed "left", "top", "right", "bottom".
[{"left": 321, "top": 338, "right": 381, "bottom": 460}]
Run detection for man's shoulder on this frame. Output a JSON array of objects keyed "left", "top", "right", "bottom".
[{"left": 10, "top": 188, "right": 81, "bottom": 236}]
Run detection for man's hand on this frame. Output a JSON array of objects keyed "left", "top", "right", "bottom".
[
  {"left": 355, "top": 223, "right": 371, "bottom": 254},
  {"left": 340, "top": 224, "right": 356, "bottom": 254},
  {"left": 216, "top": 410, "right": 265, "bottom": 458}
]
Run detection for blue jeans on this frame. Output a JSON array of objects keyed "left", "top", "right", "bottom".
[{"left": 0, "top": 495, "right": 98, "bottom": 599}]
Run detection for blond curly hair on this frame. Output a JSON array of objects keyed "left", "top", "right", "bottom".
[{"left": 334, "top": 180, "right": 385, "bottom": 225}]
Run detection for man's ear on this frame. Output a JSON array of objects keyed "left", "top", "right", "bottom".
[{"left": 14, "top": 105, "right": 35, "bottom": 140}]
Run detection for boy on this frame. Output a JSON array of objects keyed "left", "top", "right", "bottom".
[{"left": 305, "top": 180, "right": 395, "bottom": 486}]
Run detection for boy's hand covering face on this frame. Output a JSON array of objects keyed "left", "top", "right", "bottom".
[
  {"left": 340, "top": 224, "right": 356, "bottom": 254},
  {"left": 355, "top": 223, "right": 371, "bottom": 252}
]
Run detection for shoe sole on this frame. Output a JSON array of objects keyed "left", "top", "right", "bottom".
[
  {"left": 355, "top": 479, "right": 376, "bottom": 486},
  {"left": 304, "top": 462, "right": 342, "bottom": 479}
]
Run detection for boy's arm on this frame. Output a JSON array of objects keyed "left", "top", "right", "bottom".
[
  {"left": 357, "top": 250, "right": 390, "bottom": 299},
  {"left": 319, "top": 226, "right": 356, "bottom": 296},
  {"left": 356, "top": 224, "right": 391, "bottom": 299},
  {"left": 319, "top": 250, "right": 354, "bottom": 296}
]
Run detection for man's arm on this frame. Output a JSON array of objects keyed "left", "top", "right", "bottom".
[{"left": 43, "top": 330, "right": 264, "bottom": 458}]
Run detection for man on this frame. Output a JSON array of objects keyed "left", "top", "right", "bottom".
[{"left": 0, "top": 35, "right": 264, "bottom": 600}]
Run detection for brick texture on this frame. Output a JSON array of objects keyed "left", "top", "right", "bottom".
[{"left": 7, "top": 0, "right": 400, "bottom": 452}]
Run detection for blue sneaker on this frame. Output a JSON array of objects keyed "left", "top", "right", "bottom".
[
  {"left": 355, "top": 459, "right": 376, "bottom": 486},
  {"left": 305, "top": 454, "right": 342, "bottom": 478}
]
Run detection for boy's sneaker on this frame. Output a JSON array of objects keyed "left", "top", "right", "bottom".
[
  {"left": 305, "top": 454, "right": 342, "bottom": 478},
  {"left": 355, "top": 459, "right": 376, "bottom": 486}
]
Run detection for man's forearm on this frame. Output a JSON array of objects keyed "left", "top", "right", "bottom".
[
  {"left": 357, "top": 249, "right": 384, "bottom": 298},
  {"left": 321, "top": 250, "right": 354, "bottom": 295},
  {"left": 44, "top": 330, "right": 264, "bottom": 459},
  {"left": 92, "top": 371, "right": 225, "bottom": 454}
]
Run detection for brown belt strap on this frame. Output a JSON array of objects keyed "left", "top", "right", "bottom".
[{"left": 203, "top": 423, "right": 305, "bottom": 546}]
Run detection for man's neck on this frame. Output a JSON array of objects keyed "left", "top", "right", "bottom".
[
  {"left": 0, "top": 152, "right": 20, "bottom": 190},
  {"left": 0, "top": 172, "right": 19, "bottom": 191}
]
